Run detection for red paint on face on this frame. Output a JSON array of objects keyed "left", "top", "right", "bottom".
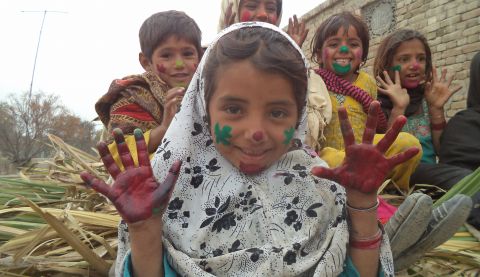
[
  {"left": 193, "top": 63, "right": 198, "bottom": 70},
  {"left": 240, "top": 162, "right": 265, "bottom": 175},
  {"left": 241, "top": 11, "right": 252, "bottom": 22},
  {"left": 253, "top": 131, "right": 264, "bottom": 141},
  {"left": 156, "top": 64, "right": 166, "bottom": 73},
  {"left": 411, "top": 62, "right": 420, "bottom": 70},
  {"left": 269, "top": 14, "right": 277, "bottom": 24}
]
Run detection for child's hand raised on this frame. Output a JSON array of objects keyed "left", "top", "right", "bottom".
[
  {"left": 287, "top": 15, "right": 309, "bottom": 47},
  {"left": 377, "top": 70, "right": 409, "bottom": 111},
  {"left": 425, "top": 67, "right": 462, "bottom": 111},
  {"left": 80, "top": 128, "right": 181, "bottom": 224},
  {"left": 311, "top": 101, "right": 419, "bottom": 194},
  {"left": 223, "top": 2, "right": 236, "bottom": 28},
  {"left": 162, "top": 87, "right": 185, "bottom": 128}
]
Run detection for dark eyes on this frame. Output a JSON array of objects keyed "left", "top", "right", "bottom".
[{"left": 271, "top": 110, "right": 287, "bottom": 118}]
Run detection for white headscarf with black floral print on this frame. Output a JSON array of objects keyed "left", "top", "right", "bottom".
[{"left": 151, "top": 22, "right": 394, "bottom": 276}]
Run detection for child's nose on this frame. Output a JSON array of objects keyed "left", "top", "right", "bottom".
[
  {"left": 255, "top": 5, "right": 268, "bottom": 21},
  {"left": 175, "top": 59, "right": 185, "bottom": 69},
  {"left": 339, "top": 45, "right": 349, "bottom": 54}
]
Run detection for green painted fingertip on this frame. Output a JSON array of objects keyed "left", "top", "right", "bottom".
[
  {"left": 391, "top": 65, "right": 401, "bottom": 72},
  {"left": 134, "top": 128, "right": 143, "bottom": 139}
]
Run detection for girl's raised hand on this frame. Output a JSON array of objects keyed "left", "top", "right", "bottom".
[
  {"left": 311, "top": 101, "right": 419, "bottom": 194},
  {"left": 287, "top": 15, "right": 309, "bottom": 47},
  {"left": 80, "top": 128, "right": 181, "bottom": 224},
  {"left": 425, "top": 67, "right": 462, "bottom": 110},
  {"left": 376, "top": 70, "right": 409, "bottom": 110}
]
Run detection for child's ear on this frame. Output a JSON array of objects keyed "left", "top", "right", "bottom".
[{"left": 139, "top": 52, "right": 151, "bottom": 71}]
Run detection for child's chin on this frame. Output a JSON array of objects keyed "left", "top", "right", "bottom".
[{"left": 239, "top": 162, "right": 265, "bottom": 175}]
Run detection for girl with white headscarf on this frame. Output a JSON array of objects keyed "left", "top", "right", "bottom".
[{"left": 82, "top": 22, "right": 419, "bottom": 276}]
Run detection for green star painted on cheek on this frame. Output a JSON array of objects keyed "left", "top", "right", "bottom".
[
  {"left": 214, "top": 123, "right": 232, "bottom": 146},
  {"left": 283, "top": 127, "right": 295, "bottom": 145},
  {"left": 391, "top": 65, "right": 401, "bottom": 71}
]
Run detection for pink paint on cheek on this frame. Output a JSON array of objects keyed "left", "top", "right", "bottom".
[
  {"left": 241, "top": 11, "right": 252, "bottom": 22},
  {"left": 269, "top": 15, "right": 277, "bottom": 24},
  {"left": 156, "top": 64, "right": 166, "bottom": 73},
  {"left": 193, "top": 63, "right": 198, "bottom": 70},
  {"left": 321, "top": 48, "right": 329, "bottom": 66},
  {"left": 355, "top": 49, "right": 363, "bottom": 61},
  {"left": 252, "top": 131, "right": 264, "bottom": 141}
]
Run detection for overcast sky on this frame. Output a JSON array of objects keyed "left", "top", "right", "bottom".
[{"left": 0, "top": 0, "right": 323, "bottom": 122}]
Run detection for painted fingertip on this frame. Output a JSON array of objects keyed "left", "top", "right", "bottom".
[
  {"left": 134, "top": 128, "right": 143, "bottom": 139},
  {"left": 391, "top": 65, "right": 401, "bottom": 71}
]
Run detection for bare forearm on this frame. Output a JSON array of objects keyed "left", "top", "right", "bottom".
[
  {"left": 346, "top": 190, "right": 380, "bottom": 277},
  {"left": 129, "top": 216, "right": 164, "bottom": 277},
  {"left": 429, "top": 107, "right": 445, "bottom": 154},
  {"left": 148, "top": 125, "right": 167, "bottom": 154}
]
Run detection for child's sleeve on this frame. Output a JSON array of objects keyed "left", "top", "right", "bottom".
[
  {"left": 339, "top": 256, "right": 385, "bottom": 277},
  {"left": 122, "top": 250, "right": 176, "bottom": 277}
]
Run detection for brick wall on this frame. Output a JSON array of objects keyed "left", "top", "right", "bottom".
[{"left": 298, "top": 0, "right": 480, "bottom": 118}]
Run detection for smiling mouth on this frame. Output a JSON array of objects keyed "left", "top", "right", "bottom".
[{"left": 334, "top": 58, "right": 351, "bottom": 66}]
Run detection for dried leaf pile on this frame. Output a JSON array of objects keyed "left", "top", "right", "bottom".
[{"left": 0, "top": 135, "right": 479, "bottom": 276}]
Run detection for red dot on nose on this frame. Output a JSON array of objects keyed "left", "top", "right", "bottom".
[{"left": 253, "top": 131, "right": 264, "bottom": 141}]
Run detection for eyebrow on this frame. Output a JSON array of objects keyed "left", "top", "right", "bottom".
[{"left": 218, "top": 96, "right": 295, "bottom": 106}]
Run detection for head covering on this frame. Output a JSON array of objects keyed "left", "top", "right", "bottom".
[
  {"left": 467, "top": 51, "right": 480, "bottom": 111},
  {"left": 152, "top": 22, "right": 393, "bottom": 276},
  {"left": 217, "top": 0, "right": 283, "bottom": 32}
]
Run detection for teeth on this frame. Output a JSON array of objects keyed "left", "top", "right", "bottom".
[
  {"left": 242, "top": 149, "right": 264, "bottom": 156},
  {"left": 335, "top": 59, "right": 350, "bottom": 65}
]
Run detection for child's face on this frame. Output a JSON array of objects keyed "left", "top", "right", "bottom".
[
  {"left": 145, "top": 36, "right": 199, "bottom": 88},
  {"left": 208, "top": 60, "right": 298, "bottom": 175},
  {"left": 316, "top": 26, "right": 363, "bottom": 81},
  {"left": 390, "top": 38, "right": 427, "bottom": 89},
  {"left": 239, "top": 0, "right": 279, "bottom": 25}
]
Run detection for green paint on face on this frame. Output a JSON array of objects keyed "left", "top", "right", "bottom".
[
  {"left": 339, "top": 45, "right": 349, "bottom": 53},
  {"left": 391, "top": 65, "right": 401, "bottom": 71},
  {"left": 214, "top": 123, "right": 232, "bottom": 146},
  {"left": 283, "top": 127, "right": 295, "bottom": 145},
  {"left": 175, "top": 60, "right": 184, "bottom": 68},
  {"left": 332, "top": 62, "right": 351, "bottom": 75}
]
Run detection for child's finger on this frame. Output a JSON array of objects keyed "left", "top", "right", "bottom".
[
  {"left": 153, "top": 160, "right": 182, "bottom": 205},
  {"left": 376, "top": 116, "right": 407, "bottom": 153},
  {"left": 338, "top": 107, "right": 355, "bottom": 147},
  {"left": 134, "top": 129, "right": 150, "bottom": 167},
  {"left": 311, "top": 166, "right": 337, "bottom": 183},
  {"left": 376, "top": 75, "right": 388, "bottom": 88},
  {"left": 113, "top": 129, "right": 135, "bottom": 170},
  {"left": 97, "top": 141, "right": 122, "bottom": 179},
  {"left": 377, "top": 87, "right": 390, "bottom": 95},
  {"left": 450, "top": 85, "right": 462, "bottom": 94},
  {"left": 383, "top": 71, "right": 394, "bottom": 84},
  {"left": 394, "top": 69, "right": 401, "bottom": 85},
  {"left": 440, "top": 68, "right": 447, "bottom": 82},
  {"left": 80, "top": 171, "right": 113, "bottom": 199},
  {"left": 432, "top": 66, "right": 438, "bottom": 81},
  {"left": 388, "top": 147, "right": 420, "bottom": 168},
  {"left": 362, "top": 102, "right": 379, "bottom": 144},
  {"left": 288, "top": 17, "right": 293, "bottom": 33},
  {"left": 446, "top": 73, "right": 455, "bottom": 87},
  {"left": 293, "top": 15, "right": 299, "bottom": 33}
]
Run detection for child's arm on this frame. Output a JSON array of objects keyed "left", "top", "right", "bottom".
[
  {"left": 80, "top": 129, "right": 181, "bottom": 277},
  {"left": 148, "top": 87, "right": 185, "bottom": 153},
  {"left": 424, "top": 67, "right": 461, "bottom": 154},
  {"left": 312, "top": 101, "right": 419, "bottom": 277},
  {"left": 376, "top": 70, "right": 410, "bottom": 128}
]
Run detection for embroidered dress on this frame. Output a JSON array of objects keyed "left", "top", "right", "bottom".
[{"left": 116, "top": 22, "right": 394, "bottom": 277}]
